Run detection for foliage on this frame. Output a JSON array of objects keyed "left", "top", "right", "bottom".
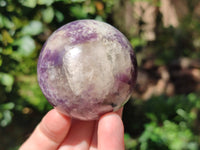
[
  {"left": 151, "top": 16, "right": 200, "bottom": 66},
  {"left": 123, "top": 94, "right": 200, "bottom": 150},
  {"left": 0, "top": 0, "right": 200, "bottom": 149}
]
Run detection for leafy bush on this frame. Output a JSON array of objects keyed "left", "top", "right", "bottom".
[{"left": 124, "top": 93, "right": 200, "bottom": 150}]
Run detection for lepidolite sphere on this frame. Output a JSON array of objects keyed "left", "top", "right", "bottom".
[{"left": 37, "top": 20, "right": 137, "bottom": 120}]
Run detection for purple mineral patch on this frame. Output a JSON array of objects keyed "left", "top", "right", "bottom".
[
  {"left": 116, "top": 73, "right": 131, "bottom": 85},
  {"left": 65, "top": 20, "right": 98, "bottom": 45},
  {"left": 42, "top": 49, "right": 64, "bottom": 66}
]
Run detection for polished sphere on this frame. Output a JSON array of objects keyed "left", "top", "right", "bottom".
[{"left": 37, "top": 20, "right": 137, "bottom": 120}]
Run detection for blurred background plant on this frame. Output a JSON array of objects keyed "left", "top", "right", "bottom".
[{"left": 0, "top": 0, "right": 200, "bottom": 149}]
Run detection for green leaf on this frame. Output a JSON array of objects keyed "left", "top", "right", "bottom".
[
  {"left": 0, "top": 73, "right": 14, "bottom": 87},
  {"left": 0, "top": 110, "right": 12, "bottom": 127},
  {"left": 18, "top": 75, "right": 51, "bottom": 111},
  {"left": 21, "top": 20, "right": 43, "bottom": 36},
  {"left": 0, "top": 55, "right": 2, "bottom": 66},
  {"left": 55, "top": 10, "right": 64, "bottom": 22},
  {"left": 42, "top": 7, "right": 54, "bottom": 23},
  {"left": 0, "top": 14, "right": 14, "bottom": 29},
  {"left": 2, "top": 30, "right": 14, "bottom": 45},
  {"left": 13, "top": 36, "right": 36, "bottom": 57},
  {"left": 0, "top": 73, "right": 14, "bottom": 92},
  {"left": 0, "top": 102, "right": 15, "bottom": 110},
  {"left": 130, "top": 37, "right": 147, "bottom": 48},
  {"left": 70, "top": 5, "right": 88, "bottom": 19},
  {"left": 0, "top": 0, "right": 6, "bottom": 7},
  {"left": 124, "top": 133, "right": 137, "bottom": 149},
  {"left": 19, "top": 0, "right": 37, "bottom": 8},
  {"left": 70, "top": 0, "right": 85, "bottom": 2},
  {"left": 38, "top": 0, "right": 55, "bottom": 6},
  {"left": 55, "top": 0, "right": 85, "bottom": 3}
]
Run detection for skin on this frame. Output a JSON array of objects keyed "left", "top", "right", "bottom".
[{"left": 19, "top": 108, "right": 124, "bottom": 150}]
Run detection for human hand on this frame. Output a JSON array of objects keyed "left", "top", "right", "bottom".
[{"left": 19, "top": 108, "right": 124, "bottom": 150}]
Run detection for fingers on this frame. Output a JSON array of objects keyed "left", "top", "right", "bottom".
[
  {"left": 89, "top": 121, "right": 98, "bottom": 150},
  {"left": 59, "top": 108, "right": 123, "bottom": 150},
  {"left": 116, "top": 107, "right": 124, "bottom": 117},
  {"left": 19, "top": 109, "right": 71, "bottom": 150},
  {"left": 59, "top": 119, "right": 96, "bottom": 150},
  {"left": 20, "top": 108, "right": 124, "bottom": 150},
  {"left": 89, "top": 108, "right": 124, "bottom": 150},
  {"left": 98, "top": 111, "right": 125, "bottom": 150}
]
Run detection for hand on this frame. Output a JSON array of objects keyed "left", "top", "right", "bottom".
[{"left": 19, "top": 108, "right": 124, "bottom": 150}]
